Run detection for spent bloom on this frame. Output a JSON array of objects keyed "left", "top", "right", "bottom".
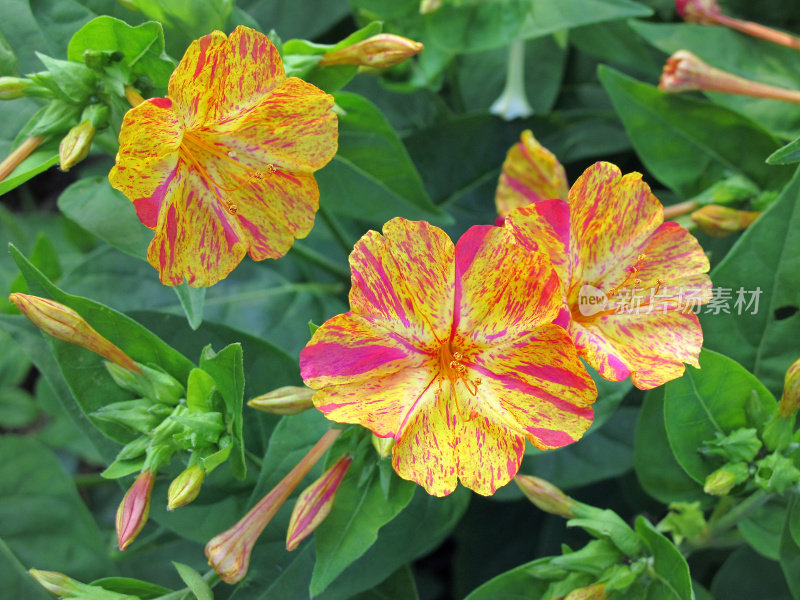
[
  {"left": 495, "top": 129, "right": 568, "bottom": 221},
  {"left": 109, "top": 26, "right": 338, "bottom": 287},
  {"left": 506, "top": 162, "right": 712, "bottom": 389},
  {"left": 300, "top": 218, "right": 596, "bottom": 497}
]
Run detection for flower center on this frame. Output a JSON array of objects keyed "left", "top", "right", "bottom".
[
  {"left": 179, "top": 130, "right": 278, "bottom": 216},
  {"left": 438, "top": 344, "right": 481, "bottom": 398}
]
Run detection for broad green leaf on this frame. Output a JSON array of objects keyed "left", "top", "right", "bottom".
[
  {"left": 318, "top": 92, "right": 450, "bottom": 226},
  {"left": 310, "top": 463, "right": 416, "bottom": 595},
  {"left": 0, "top": 387, "right": 37, "bottom": 428},
  {"left": 701, "top": 166, "right": 800, "bottom": 396},
  {"left": 769, "top": 136, "right": 800, "bottom": 165},
  {"left": 172, "top": 562, "right": 213, "bottom": 600},
  {"left": 67, "top": 16, "right": 175, "bottom": 90},
  {"left": 634, "top": 388, "right": 705, "bottom": 504},
  {"left": 57, "top": 175, "right": 151, "bottom": 258},
  {"left": 711, "top": 546, "right": 792, "bottom": 600},
  {"left": 0, "top": 539, "right": 49, "bottom": 600},
  {"left": 599, "top": 65, "right": 791, "bottom": 196},
  {"left": 635, "top": 517, "right": 694, "bottom": 600},
  {"left": 462, "top": 556, "right": 551, "bottom": 600},
  {"left": 199, "top": 343, "right": 246, "bottom": 479},
  {"left": 172, "top": 283, "right": 205, "bottom": 330},
  {"left": 89, "top": 577, "right": 172, "bottom": 599},
  {"left": 570, "top": 19, "right": 663, "bottom": 78},
  {"left": 351, "top": 565, "right": 419, "bottom": 600},
  {"left": 630, "top": 22, "right": 800, "bottom": 139},
  {"left": 781, "top": 497, "right": 800, "bottom": 600},
  {"left": 236, "top": 0, "right": 350, "bottom": 40},
  {"left": 739, "top": 497, "right": 788, "bottom": 561},
  {"left": 663, "top": 349, "right": 777, "bottom": 484},
  {"left": 0, "top": 436, "right": 113, "bottom": 580}
]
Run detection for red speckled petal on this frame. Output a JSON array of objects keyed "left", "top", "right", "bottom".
[
  {"left": 495, "top": 129, "right": 568, "bottom": 218},
  {"left": 453, "top": 225, "right": 561, "bottom": 346},
  {"left": 109, "top": 98, "right": 182, "bottom": 206},
  {"left": 349, "top": 218, "right": 455, "bottom": 353}
]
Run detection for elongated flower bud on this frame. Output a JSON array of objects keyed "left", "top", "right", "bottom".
[
  {"left": 167, "top": 464, "right": 205, "bottom": 510},
  {"left": 660, "top": 50, "right": 800, "bottom": 103},
  {"left": 59, "top": 120, "right": 95, "bottom": 171},
  {"left": 318, "top": 34, "right": 424, "bottom": 69},
  {"left": 206, "top": 429, "right": 342, "bottom": 583},
  {"left": 675, "top": 0, "right": 721, "bottom": 23},
  {"left": 116, "top": 469, "right": 154, "bottom": 550},
  {"left": 0, "top": 76, "right": 48, "bottom": 100},
  {"left": 286, "top": 454, "right": 352, "bottom": 550},
  {"left": 105, "top": 361, "right": 184, "bottom": 405},
  {"left": 515, "top": 474, "right": 576, "bottom": 518},
  {"left": 247, "top": 385, "right": 315, "bottom": 415},
  {"left": 691, "top": 205, "right": 760, "bottom": 237},
  {"left": 779, "top": 358, "right": 800, "bottom": 418},
  {"left": 371, "top": 433, "right": 394, "bottom": 458},
  {"left": 29, "top": 570, "right": 83, "bottom": 596},
  {"left": 9, "top": 293, "right": 139, "bottom": 373}
]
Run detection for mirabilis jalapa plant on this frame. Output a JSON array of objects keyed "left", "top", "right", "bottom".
[{"left": 3, "top": 1, "right": 800, "bottom": 598}]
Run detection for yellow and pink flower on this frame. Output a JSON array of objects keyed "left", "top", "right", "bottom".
[
  {"left": 300, "top": 218, "right": 596, "bottom": 497},
  {"left": 109, "top": 26, "right": 338, "bottom": 287},
  {"left": 506, "top": 162, "right": 712, "bottom": 390}
]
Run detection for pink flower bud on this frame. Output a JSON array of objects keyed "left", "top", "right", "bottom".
[
  {"left": 515, "top": 474, "right": 576, "bottom": 518},
  {"left": 318, "top": 34, "right": 424, "bottom": 69},
  {"left": 675, "top": 0, "right": 721, "bottom": 24},
  {"left": 247, "top": 385, "right": 315, "bottom": 415},
  {"left": 779, "top": 358, "right": 800, "bottom": 418},
  {"left": 9, "top": 293, "right": 140, "bottom": 373},
  {"left": 690, "top": 205, "right": 760, "bottom": 237},
  {"left": 116, "top": 469, "right": 154, "bottom": 550},
  {"left": 286, "top": 455, "right": 352, "bottom": 551}
]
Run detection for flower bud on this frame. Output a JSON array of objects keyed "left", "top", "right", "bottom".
[
  {"left": 91, "top": 398, "right": 171, "bottom": 434},
  {"left": 29, "top": 569, "right": 83, "bottom": 596},
  {"left": 286, "top": 455, "right": 352, "bottom": 551},
  {"left": 116, "top": 469, "right": 154, "bottom": 550},
  {"left": 0, "top": 76, "right": 48, "bottom": 100},
  {"left": 675, "top": 0, "right": 721, "bottom": 24},
  {"left": 105, "top": 361, "right": 184, "bottom": 405},
  {"left": 9, "top": 294, "right": 139, "bottom": 373},
  {"left": 167, "top": 464, "right": 205, "bottom": 510},
  {"left": 247, "top": 385, "right": 315, "bottom": 415},
  {"left": 691, "top": 205, "right": 760, "bottom": 237},
  {"left": 565, "top": 582, "right": 606, "bottom": 600},
  {"left": 59, "top": 120, "right": 95, "bottom": 171},
  {"left": 778, "top": 358, "right": 800, "bottom": 419},
  {"left": 420, "top": 0, "right": 442, "bottom": 14},
  {"left": 372, "top": 433, "right": 394, "bottom": 458},
  {"left": 318, "top": 34, "right": 424, "bottom": 69},
  {"left": 703, "top": 462, "right": 749, "bottom": 496},
  {"left": 515, "top": 474, "right": 576, "bottom": 518}
]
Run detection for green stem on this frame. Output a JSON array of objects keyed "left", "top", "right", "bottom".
[
  {"left": 319, "top": 204, "right": 355, "bottom": 255},
  {"left": 245, "top": 449, "right": 264, "bottom": 469},
  {"left": 706, "top": 490, "right": 772, "bottom": 538},
  {"left": 73, "top": 473, "right": 112, "bottom": 488},
  {"left": 289, "top": 243, "right": 350, "bottom": 280}
]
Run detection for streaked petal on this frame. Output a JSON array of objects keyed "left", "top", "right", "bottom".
[
  {"left": 453, "top": 225, "right": 561, "bottom": 345},
  {"left": 146, "top": 166, "right": 247, "bottom": 286},
  {"left": 505, "top": 199, "right": 572, "bottom": 290},
  {"left": 569, "top": 163, "right": 663, "bottom": 292},
  {"left": 109, "top": 98, "right": 182, "bottom": 205},
  {"left": 495, "top": 130, "right": 568, "bottom": 218},
  {"left": 168, "top": 30, "right": 229, "bottom": 128},
  {"left": 392, "top": 382, "right": 457, "bottom": 497},
  {"left": 349, "top": 218, "right": 455, "bottom": 353},
  {"left": 571, "top": 310, "right": 705, "bottom": 390},
  {"left": 301, "top": 312, "right": 431, "bottom": 389},
  {"left": 211, "top": 77, "right": 337, "bottom": 173}
]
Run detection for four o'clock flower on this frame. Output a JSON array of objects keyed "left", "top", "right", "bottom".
[
  {"left": 495, "top": 129, "right": 568, "bottom": 222},
  {"left": 506, "top": 162, "right": 712, "bottom": 389},
  {"left": 300, "top": 218, "right": 597, "bottom": 497},
  {"left": 109, "top": 25, "right": 338, "bottom": 287},
  {"left": 116, "top": 469, "right": 155, "bottom": 550}
]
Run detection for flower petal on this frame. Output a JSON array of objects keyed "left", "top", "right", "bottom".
[
  {"left": 505, "top": 199, "right": 572, "bottom": 290},
  {"left": 464, "top": 325, "right": 596, "bottom": 450},
  {"left": 453, "top": 416, "right": 526, "bottom": 496},
  {"left": 569, "top": 163, "right": 663, "bottom": 295},
  {"left": 453, "top": 225, "right": 561, "bottom": 346},
  {"left": 210, "top": 77, "right": 337, "bottom": 173},
  {"left": 349, "top": 218, "right": 455, "bottom": 353},
  {"left": 109, "top": 98, "right": 182, "bottom": 205},
  {"left": 146, "top": 166, "right": 247, "bottom": 286},
  {"left": 301, "top": 312, "right": 431, "bottom": 389},
  {"left": 495, "top": 130, "right": 568, "bottom": 219},
  {"left": 571, "top": 310, "right": 705, "bottom": 389}
]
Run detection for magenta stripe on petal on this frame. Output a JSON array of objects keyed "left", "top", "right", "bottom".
[
  {"left": 526, "top": 427, "right": 576, "bottom": 448},
  {"left": 300, "top": 342, "right": 410, "bottom": 379}
]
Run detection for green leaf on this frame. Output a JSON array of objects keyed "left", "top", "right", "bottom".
[
  {"left": 67, "top": 16, "right": 174, "bottom": 90},
  {"left": 0, "top": 539, "right": 49, "bottom": 600},
  {"left": 781, "top": 498, "right": 800, "bottom": 600},
  {"left": 173, "top": 283, "right": 205, "bottom": 331},
  {"left": 0, "top": 436, "right": 113, "bottom": 580},
  {"left": 0, "top": 31, "right": 17, "bottom": 75},
  {"left": 172, "top": 562, "right": 213, "bottom": 600},
  {"left": 769, "top": 136, "right": 800, "bottom": 165},
  {"left": 34, "top": 53, "right": 97, "bottom": 103},
  {"left": 663, "top": 349, "right": 777, "bottom": 484},
  {"left": 351, "top": 565, "right": 419, "bottom": 600},
  {"left": 311, "top": 462, "right": 416, "bottom": 595},
  {"left": 599, "top": 65, "right": 791, "bottom": 196},
  {"left": 711, "top": 546, "right": 792, "bottom": 600},
  {"left": 318, "top": 92, "right": 450, "bottom": 226},
  {"left": 462, "top": 557, "right": 551, "bottom": 600},
  {"left": 635, "top": 517, "right": 694, "bottom": 600},
  {"left": 739, "top": 497, "right": 788, "bottom": 561},
  {"left": 89, "top": 577, "right": 172, "bottom": 599},
  {"left": 701, "top": 166, "right": 800, "bottom": 395},
  {"left": 630, "top": 22, "right": 800, "bottom": 139},
  {"left": 236, "top": 0, "right": 350, "bottom": 41},
  {"left": 199, "top": 343, "right": 246, "bottom": 479},
  {"left": 58, "top": 175, "right": 151, "bottom": 258}
]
